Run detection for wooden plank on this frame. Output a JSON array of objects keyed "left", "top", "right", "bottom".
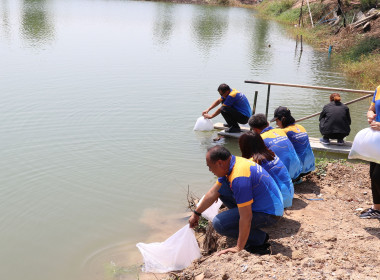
[
  {"left": 214, "top": 122, "right": 250, "bottom": 131},
  {"left": 214, "top": 123, "right": 352, "bottom": 155}
]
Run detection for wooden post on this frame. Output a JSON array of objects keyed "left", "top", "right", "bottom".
[
  {"left": 265, "top": 85, "right": 271, "bottom": 119},
  {"left": 298, "top": 0, "right": 304, "bottom": 27},
  {"left": 306, "top": 0, "right": 314, "bottom": 27},
  {"left": 252, "top": 91, "right": 258, "bottom": 115}
]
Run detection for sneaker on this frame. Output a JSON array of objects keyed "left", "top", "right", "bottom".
[
  {"left": 293, "top": 178, "right": 303, "bottom": 185},
  {"left": 337, "top": 139, "right": 345, "bottom": 146},
  {"left": 319, "top": 137, "right": 330, "bottom": 145},
  {"left": 225, "top": 126, "right": 241, "bottom": 133},
  {"left": 244, "top": 233, "right": 270, "bottom": 255},
  {"left": 223, "top": 123, "right": 230, "bottom": 127},
  {"left": 359, "top": 208, "right": 380, "bottom": 219},
  {"left": 245, "top": 242, "right": 271, "bottom": 255}
]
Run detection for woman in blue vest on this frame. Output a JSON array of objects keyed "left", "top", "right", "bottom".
[
  {"left": 239, "top": 131, "right": 294, "bottom": 208},
  {"left": 360, "top": 85, "right": 380, "bottom": 219}
]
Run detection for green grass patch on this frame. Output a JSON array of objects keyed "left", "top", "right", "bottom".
[
  {"left": 315, "top": 158, "right": 348, "bottom": 177},
  {"left": 260, "top": 0, "right": 296, "bottom": 17},
  {"left": 342, "top": 37, "right": 380, "bottom": 61}
]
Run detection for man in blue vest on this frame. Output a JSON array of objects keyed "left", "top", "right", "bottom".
[
  {"left": 202, "top": 84, "right": 252, "bottom": 133},
  {"left": 189, "top": 145, "right": 283, "bottom": 255}
]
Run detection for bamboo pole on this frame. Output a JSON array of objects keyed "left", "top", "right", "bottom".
[
  {"left": 244, "top": 80, "right": 373, "bottom": 95},
  {"left": 293, "top": 93, "right": 373, "bottom": 123},
  {"left": 306, "top": 0, "right": 314, "bottom": 27}
]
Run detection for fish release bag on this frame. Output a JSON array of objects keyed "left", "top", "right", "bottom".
[
  {"left": 193, "top": 116, "right": 214, "bottom": 131},
  {"left": 136, "top": 225, "right": 201, "bottom": 273},
  {"left": 197, "top": 195, "right": 222, "bottom": 222},
  {"left": 348, "top": 127, "right": 380, "bottom": 164}
]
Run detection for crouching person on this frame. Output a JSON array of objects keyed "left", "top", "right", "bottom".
[{"left": 189, "top": 145, "right": 283, "bottom": 255}]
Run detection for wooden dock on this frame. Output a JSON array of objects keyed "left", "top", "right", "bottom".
[{"left": 214, "top": 123, "right": 352, "bottom": 155}]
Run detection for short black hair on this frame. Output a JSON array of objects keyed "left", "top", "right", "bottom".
[
  {"left": 248, "top": 114, "right": 269, "bottom": 130},
  {"left": 207, "top": 145, "right": 231, "bottom": 163},
  {"left": 217, "top": 83, "right": 231, "bottom": 95}
]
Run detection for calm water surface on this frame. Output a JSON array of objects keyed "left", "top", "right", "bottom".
[{"left": 0, "top": 0, "right": 370, "bottom": 279}]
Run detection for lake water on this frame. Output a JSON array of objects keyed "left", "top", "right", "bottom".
[{"left": 0, "top": 0, "right": 371, "bottom": 279}]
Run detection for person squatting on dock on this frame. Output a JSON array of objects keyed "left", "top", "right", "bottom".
[
  {"left": 189, "top": 146, "right": 283, "bottom": 255},
  {"left": 202, "top": 84, "right": 252, "bottom": 133},
  {"left": 239, "top": 131, "right": 294, "bottom": 208},
  {"left": 270, "top": 106, "right": 315, "bottom": 183},
  {"left": 319, "top": 93, "right": 351, "bottom": 145},
  {"left": 360, "top": 85, "right": 380, "bottom": 219},
  {"left": 248, "top": 113, "right": 302, "bottom": 181}
]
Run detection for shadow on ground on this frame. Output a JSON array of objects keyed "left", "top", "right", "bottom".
[{"left": 364, "top": 226, "right": 380, "bottom": 239}]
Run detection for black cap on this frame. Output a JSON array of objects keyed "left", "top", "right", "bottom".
[{"left": 270, "top": 106, "right": 291, "bottom": 122}]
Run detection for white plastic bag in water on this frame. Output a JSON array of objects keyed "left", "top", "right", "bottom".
[
  {"left": 193, "top": 116, "right": 214, "bottom": 131},
  {"left": 348, "top": 127, "right": 380, "bottom": 164},
  {"left": 136, "top": 225, "right": 201, "bottom": 273},
  {"left": 197, "top": 195, "right": 222, "bottom": 222}
]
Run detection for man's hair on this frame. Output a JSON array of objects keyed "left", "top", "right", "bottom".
[
  {"left": 248, "top": 114, "right": 269, "bottom": 130},
  {"left": 217, "top": 83, "right": 231, "bottom": 95},
  {"left": 207, "top": 145, "right": 231, "bottom": 163}
]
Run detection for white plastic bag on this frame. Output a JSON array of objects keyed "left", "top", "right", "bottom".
[
  {"left": 193, "top": 117, "right": 214, "bottom": 131},
  {"left": 136, "top": 225, "right": 201, "bottom": 273},
  {"left": 197, "top": 195, "right": 222, "bottom": 222},
  {"left": 348, "top": 127, "right": 380, "bottom": 164}
]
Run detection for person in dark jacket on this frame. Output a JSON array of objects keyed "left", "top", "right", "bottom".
[{"left": 319, "top": 93, "right": 351, "bottom": 145}]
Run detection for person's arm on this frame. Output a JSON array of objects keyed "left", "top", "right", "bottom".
[
  {"left": 216, "top": 205, "right": 252, "bottom": 255},
  {"left": 319, "top": 106, "right": 326, "bottom": 121},
  {"left": 204, "top": 107, "right": 222, "bottom": 119},
  {"left": 202, "top": 99, "right": 222, "bottom": 117},
  {"left": 189, "top": 182, "right": 221, "bottom": 228},
  {"left": 346, "top": 107, "right": 351, "bottom": 125},
  {"left": 367, "top": 104, "right": 376, "bottom": 124}
]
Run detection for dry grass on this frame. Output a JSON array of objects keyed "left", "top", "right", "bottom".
[{"left": 342, "top": 54, "right": 380, "bottom": 89}]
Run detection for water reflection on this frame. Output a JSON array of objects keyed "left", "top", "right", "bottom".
[
  {"left": 152, "top": 3, "right": 175, "bottom": 46},
  {"left": 247, "top": 17, "right": 272, "bottom": 71},
  {"left": 191, "top": 6, "right": 228, "bottom": 55},
  {"left": 21, "top": 0, "right": 54, "bottom": 47},
  {"left": 0, "top": 0, "right": 10, "bottom": 39}
]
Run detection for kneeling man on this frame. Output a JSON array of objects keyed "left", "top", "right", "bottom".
[{"left": 189, "top": 145, "right": 283, "bottom": 255}]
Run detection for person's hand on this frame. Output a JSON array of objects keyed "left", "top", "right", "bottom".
[
  {"left": 188, "top": 213, "right": 200, "bottom": 228},
  {"left": 202, "top": 110, "right": 209, "bottom": 117},
  {"left": 216, "top": 246, "right": 242, "bottom": 256},
  {"left": 367, "top": 112, "right": 376, "bottom": 124},
  {"left": 370, "top": 121, "right": 380, "bottom": 131},
  {"left": 203, "top": 114, "right": 212, "bottom": 119}
]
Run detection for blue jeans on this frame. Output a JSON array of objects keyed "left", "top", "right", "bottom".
[{"left": 214, "top": 182, "right": 280, "bottom": 246}]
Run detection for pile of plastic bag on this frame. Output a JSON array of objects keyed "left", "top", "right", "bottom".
[
  {"left": 136, "top": 225, "right": 201, "bottom": 273},
  {"left": 348, "top": 127, "right": 380, "bottom": 164},
  {"left": 193, "top": 116, "right": 213, "bottom": 131}
]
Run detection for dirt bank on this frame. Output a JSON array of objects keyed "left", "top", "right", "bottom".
[{"left": 171, "top": 160, "right": 380, "bottom": 280}]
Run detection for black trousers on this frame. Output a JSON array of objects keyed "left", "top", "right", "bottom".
[
  {"left": 220, "top": 106, "right": 249, "bottom": 128},
  {"left": 370, "top": 162, "right": 380, "bottom": 204},
  {"left": 322, "top": 133, "right": 349, "bottom": 140}
]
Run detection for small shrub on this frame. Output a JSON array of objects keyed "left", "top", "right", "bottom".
[
  {"left": 360, "top": 0, "right": 378, "bottom": 10},
  {"left": 263, "top": 0, "right": 296, "bottom": 17},
  {"left": 343, "top": 37, "right": 380, "bottom": 61}
]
